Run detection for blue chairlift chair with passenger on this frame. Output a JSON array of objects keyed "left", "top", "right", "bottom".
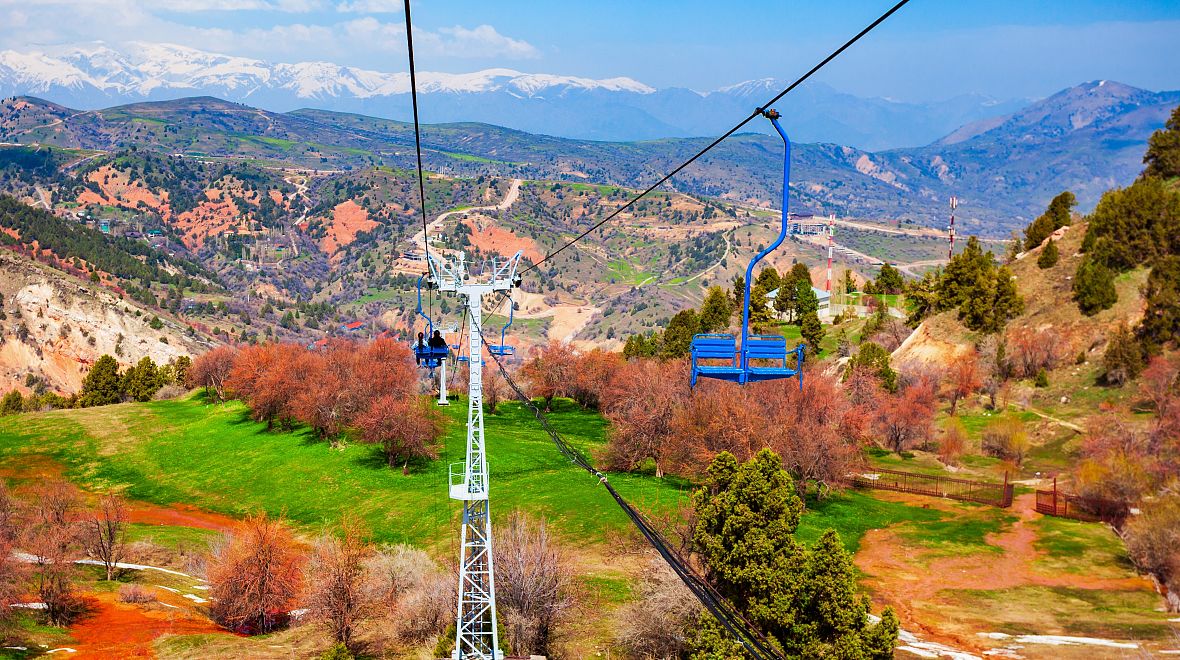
[
  {"left": 689, "top": 108, "right": 806, "bottom": 389},
  {"left": 413, "top": 275, "right": 449, "bottom": 369}
]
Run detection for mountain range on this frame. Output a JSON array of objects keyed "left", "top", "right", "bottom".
[
  {"left": 0, "top": 42, "right": 1029, "bottom": 150},
  {"left": 2, "top": 78, "right": 1177, "bottom": 233}
]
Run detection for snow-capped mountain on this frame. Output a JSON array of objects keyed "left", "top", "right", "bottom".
[{"left": 0, "top": 42, "right": 1026, "bottom": 148}]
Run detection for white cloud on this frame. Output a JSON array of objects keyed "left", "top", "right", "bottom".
[{"left": 336, "top": 0, "right": 402, "bottom": 13}]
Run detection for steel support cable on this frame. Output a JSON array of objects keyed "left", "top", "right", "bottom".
[
  {"left": 520, "top": 0, "right": 911, "bottom": 277},
  {"left": 471, "top": 319, "right": 779, "bottom": 659},
  {"left": 403, "top": 0, "right": 434, "bottom": 320}
]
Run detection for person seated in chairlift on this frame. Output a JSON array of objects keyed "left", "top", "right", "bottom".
[
  {"left": 428, "top": 330, "right": 447, "bottom": 351},
  {"left": 415, "top": 331, "right": 426, "bottom": 365}
]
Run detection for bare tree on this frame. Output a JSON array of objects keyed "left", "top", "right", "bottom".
[
  {"left": 306, "top": 518, "right": 372, "bottom": 651},
  {"left": 615, "top": 560, "right": 701, "bottom": 659},
  {"left": 0, "top": 482, "right": 27, "bottom": 632},
  {"left": 363, "top": 545, "right": 454, "bottom": 644},
  {"left": 493, "top": 511, "right": 576, "bottom": 656},
  {"left": 207, "top": 513, "right": 303, "bottom": 634},
  {"left": 23, "top": 480, "right": 82, "bottom": 626},
  {"left": 188, "top": 345, "right": 237, "bottom": 402},
  {"left": 84, "top": 492, "right": 128, "bottom": 581}
]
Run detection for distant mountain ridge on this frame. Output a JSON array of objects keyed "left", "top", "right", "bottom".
[
  {"left": 0, "top": 41, "right": 1028, "bottom": 149},
  {"left": 2, "top": 78, "right": 1176, "bottom": 233}
]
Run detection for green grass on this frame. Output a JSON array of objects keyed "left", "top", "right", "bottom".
[
  {"left": 1030, "top": 515, "right": 1137, "bottom": 578},
  {"left": 607, "top": 259, "right": 653, "bottom": 285},
  {"left": 0, "top": 394, "right": 968, "bottom": 560},
  {"left": 126, "top": 523, "right": 219, "bottom": 552},
  {"left": 0, "top": 394, "right": 689, "bottom": 550},
  {"left": 945, "top": 586, "right": 1175, "bottom": 640},
  {"left": 795, "top": 490, "right": 943, "bottom": 553},
  {"left": 896, "top": 507, "right": 1016, "bottom": 557}
]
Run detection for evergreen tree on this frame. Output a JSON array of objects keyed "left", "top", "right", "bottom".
[
  {"left": 845, "top": 342, "right": 897, "bottom": 392},
  {"left": 800, "top": 311, "right": 825, "bottom": 358},
  {"left": 699, "top": 286, "right": 735, "bottom": 333},
  {"left": 689, "top": 451, "right": 898, "bottom": 659},
  {"left": 123, "top": 356, "right": 161, "bottom": 402},
  {"left": 623, "top": 332, "right": 660, "bottom": 360},
  {"left": 1081, "top": 177, "right": 1180, "bottom": 272},
  {"left": 904, "top": 269, "right": 941, "bottom": 327},
  {"left": 731, "top": 275, "right": 746, "bottom": 309},
  {"left": 0, "top": 390, "right": 22, "bottom": 415},
  {"left": 1024, "top": 191, "right": 1076, "bottom": 250},
  {"left": 1104, "top": 321, "right": 1146, "bottom": 387},
  {"left": 1138, "top": 255, "right": 1180, "bottom": 349},
  {"left": 661, "top": 310, "right": 700, "bottom": 359},
  {"left": 794, "top": 279, "right": 819, "bottom": 322},
  {"left": 1143, "top": 104, "right": 1180, "bottom": 180},
  {"left": 1037, "top": 238, "right": 1059, "bottom": 269},
  {"left": 1073, "top": 256, "right": 1118, "bottom": 316},
  {"left": 80, "top": 355, "right": 125, "bottom": 407},
  {"left": 875, "top": 263, "right": 904, "bottom": 295},
  {"left": 989, "top": 266, "right": 1024, "bottom": 333}
]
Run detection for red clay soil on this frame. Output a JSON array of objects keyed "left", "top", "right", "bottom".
[
  {"left": 69, "top": 592, "right": 230, "bottom": 659},
  {"left": 319, "top": 199, "right": 378, "bottom": 256},
  {"left": 854, "top": 493, "right": 1154, "bottom": 651},
  {"left": 126, "top": 501, "right": 239, "bottom": 533},
  {"left": 462, "top": 218, "right": 544, "bottom": 263}
]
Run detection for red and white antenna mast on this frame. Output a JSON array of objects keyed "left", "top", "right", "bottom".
[
  {"left": 825, "top": 213, "right": 835, "bottom": 292},
  {"left": 947, "top": 196, "right": 958, "bottom": 260}
]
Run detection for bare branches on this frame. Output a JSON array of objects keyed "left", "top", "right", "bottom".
[
  {"left": 207, "top": 513, "right": 302, "bottom": 634},
  {"left": 306, "top": 518, "right": 373, "bottom": 651},
  {"left": 83, "top": 492, "right": 128, "bottom": 581},
  {"left": 493, "top": 511, "right": 576, "bottom": 656}
]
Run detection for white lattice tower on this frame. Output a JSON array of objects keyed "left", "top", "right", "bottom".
[
  {"left": 428, "top": 250, "right": 522, "bottom": 660},
  {"left": 826, "top": 213, "right": 835, "bottom": 292}
]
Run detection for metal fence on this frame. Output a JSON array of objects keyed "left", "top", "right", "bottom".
[
  {"left": 852, "top": 468, "right": 1014, "bottom": 508},
  {"left": 1035, "top": 482, "right": 1129, "bottom": 525}
]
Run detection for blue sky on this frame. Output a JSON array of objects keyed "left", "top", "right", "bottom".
[{"left": 2, "top": 0, "right": 1179, "bottom": 101}]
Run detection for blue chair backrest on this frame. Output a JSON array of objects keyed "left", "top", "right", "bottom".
[
  {"left": 691, "top": 334, "right": 738, "bottom": 361},
  {"left": 744, "top": 335, "right": 787, "bottom": 361}
]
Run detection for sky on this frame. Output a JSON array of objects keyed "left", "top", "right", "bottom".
[{"left": 2, "top": 0, "right": 1179, "bottom": 102}]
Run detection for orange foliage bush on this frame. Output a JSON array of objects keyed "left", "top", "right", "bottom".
[{"left": 207, "top": 513, "right": 303, "bottom": 634}]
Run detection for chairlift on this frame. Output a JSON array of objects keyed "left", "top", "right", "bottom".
[
  {"left": 689, "top": 108, "right": 805, "bottom": 389},
  {"left": 413, "top": 275, "right": 449, "bottom": 369},
  {"left": 487, "top": 294, "right": 518, "bottom": 363}
]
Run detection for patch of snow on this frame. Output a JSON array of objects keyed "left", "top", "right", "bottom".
[
  {"left": 46, "top": 649, "right": 77, "bottom": 654},
  {"left": 289, "top": 608, "right": 310, "bottom": 620},
  {"left": 10, "top": 602, "right": 47, "bottom": 609},
  {"left": 981, "top": 633, "right": 1137, "bottom": 649},
  {"left": 183, "top": 593, "right": 208, "bottom": 604},
  {"left": 155, "top": 585, "right": 180, "bottom": 593}
]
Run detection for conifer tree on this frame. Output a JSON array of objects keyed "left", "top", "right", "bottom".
[
  {"left": 875, "top": 263, "right": 904, "bottom": 295},
  {"left": 1138, "top": 255, "right": 1180, "bottom": 350},
  {"left": 1073, "top": 256, "right": 1118, "bottom": 316},
  {"left": 661, "top": 310, "right": 700, "bottom": 359},
  {"left": 1104, "top": 321, "right": 1146, "bottom": 386},
  {"left": 1024, "top": 191, "right": 1076, "bottom": 250},
  {"left": 845, "top": 342, "right": 897, "bottom": 392},
  {"left": 1037, "top": 238, "right": 1059, "bottom": 269},
  {"left": 1143, "top": 104, "right": 1180, "bottom": 180},
  {"left": 699, "top": 286, "right": 734, "bottom": 333},
  {"left": 123, "top": 356, "right": 161, "bottom": 402},
  {"left": 80, "top": 355, "right": 124, "bottom": 407},
  {"left": 688, "top": 451, "right": 898, "bottom": 658}
]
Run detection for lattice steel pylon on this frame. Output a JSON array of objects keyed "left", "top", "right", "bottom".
[{"left": 429, "top": 249, "right": 522, "bottom": 660}]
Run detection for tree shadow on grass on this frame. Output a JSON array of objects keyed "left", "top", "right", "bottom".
[{"left": 348, "top": 443, "right": 437, "bottom": 476}]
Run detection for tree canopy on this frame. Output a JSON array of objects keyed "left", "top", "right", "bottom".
[{"left": 688, "top": 450, "right": 898, "bottom": 659}]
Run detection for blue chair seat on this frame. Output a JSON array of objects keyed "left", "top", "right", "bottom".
[
  {"left": 488, "top": 345, "right": 515, "bottom": 357},
  {"left": 415, "top": 346, "right": 449, "bottom": 368},
  {"left": 690, "top": 334, "right": 743, "bottom": 387}
]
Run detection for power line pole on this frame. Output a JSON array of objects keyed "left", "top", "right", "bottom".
[
  {"left": 429, "top": 250, "right": 522, "bottom": 660},
  {"left": 826, "top": 213, "right": 835, "bottom": 292},
  {"left": 947, "top": 195, "right": 958, "bottom": 260}
]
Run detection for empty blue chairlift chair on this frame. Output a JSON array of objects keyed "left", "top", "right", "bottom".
[
  {"left": 413, "top": 275, "right": 449, "bottom": 369},
  {"left": 689, "top": 108, "right": 806, "bottom": 389},
  {"left": 487, "top": 296, "right": 517, "bottom": 363}
]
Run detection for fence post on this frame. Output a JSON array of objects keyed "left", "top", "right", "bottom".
[{"left": 1052, "top": 477, "right": 1058, "bottom": 516}]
